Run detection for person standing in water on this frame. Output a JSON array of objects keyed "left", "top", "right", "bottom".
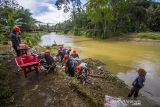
[{"left": 128, "top": 68, "right": 147, "bottom": 99}]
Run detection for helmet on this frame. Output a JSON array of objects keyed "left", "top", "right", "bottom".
[
  {"left": 13, "top": 25, "right": 21, "bottom": 32},
  {"left": 76, "top": 66, "right": 81, "bottom": 72},
  {"left": 44, "top": 49, "right": 50, "bottom": 55},
  {"left": 73, "top": 50, "right": 76, "bottom": 54},
  {"left": 68, "top": 48, "right": 72, "bottom": 51},
  {"left": 137, "top": 68, "right": 146, "bottom": 76},
  {"left": 64, "top": 54, "right": 68, "bottom": 60}
]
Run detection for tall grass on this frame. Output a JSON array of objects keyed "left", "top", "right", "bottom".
[
  {"left": 137, "top": 32, "right": 160, "bottom": 40},
  {"left": 22, "top": 32, "right": 46, "bottom": 47}
]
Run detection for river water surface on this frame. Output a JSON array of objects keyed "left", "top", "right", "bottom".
[{"left": 40, "top": 33, "right": 160, "bottom": 105}]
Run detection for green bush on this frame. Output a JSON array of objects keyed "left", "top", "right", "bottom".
[{"left": 137, "top": 32, "right": 160, "bottom": 40}]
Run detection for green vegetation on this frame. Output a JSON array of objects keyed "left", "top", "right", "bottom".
[
  {"left": 55, "top": 0, "right": 160, "bottom": 39},
  {"left": 137, "top": 32, "right": 160, "bottom": 40},
  {"left": 0, "top": 0, "right": 50, "bottom": 44},
  {"left": 22, "top": 32, "right": 46, "bottom": 47}
]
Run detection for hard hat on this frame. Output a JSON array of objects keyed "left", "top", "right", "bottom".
[
  {"left": 68, "top": 48, "right": 72, "bottom": 51},
  {"left": 76, "top": 66, "right": 81, "bottom": 72},
  {"left": 13, "top": 25, "right": 21, "bottom": 32},
  {"left": 73, "top": 50, "right": 76, "bottom": 54},
  {"left": 44, "top": 49, "right": 50, "bottom": 55},
  {"left": 64, "top": 54, "right": 68, "bottom": 60}
]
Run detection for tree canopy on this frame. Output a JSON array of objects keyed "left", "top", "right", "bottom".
[{"left": 55, "top": 0, "right": 160, "bottom": 38}]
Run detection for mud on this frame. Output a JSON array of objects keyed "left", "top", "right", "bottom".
[{"left": 0, "top": 45, "right": 159, "bottom": 107}]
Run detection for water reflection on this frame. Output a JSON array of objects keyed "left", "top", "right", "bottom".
[{"left": 40, "top": 33, "right": 73, "bottom": 47}]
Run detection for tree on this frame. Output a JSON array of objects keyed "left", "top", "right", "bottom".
[{"left": 147, "top": 2, "right": 160, "bottom": 31}]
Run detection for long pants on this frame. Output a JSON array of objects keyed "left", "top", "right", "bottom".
[
  {"left": 13, "top": 46, "right": 21, "bottom": 57},
  {"left": 128, "top": 87, "right": 140, "bottom": 98},
  {"left": 68, "top": 67, "right": 75, "bottom": 77}
]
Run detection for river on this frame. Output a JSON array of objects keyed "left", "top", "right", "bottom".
[{"left": 40, "top": 33, "right": 160, "bottom": 105}]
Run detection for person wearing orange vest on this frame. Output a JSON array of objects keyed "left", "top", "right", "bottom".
[{"left": 9, "top": 25, "right": 21, "bottom": 56}]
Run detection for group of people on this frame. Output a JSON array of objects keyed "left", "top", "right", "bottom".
[
  {"left": 56, "top": 46, "right": 88, "bottom": 78},
  {"left": 43, "top": 47, "right": 147, "bottom": 99},
  {"left": 9, "top": 25, "right": 146, "bottom": 99}
]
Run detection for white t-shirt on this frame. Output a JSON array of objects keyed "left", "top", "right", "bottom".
[{"left": 80, "top": 63, "right": 88, "bottom": 69}]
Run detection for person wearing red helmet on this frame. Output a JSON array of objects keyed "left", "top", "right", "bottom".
[
  {"left": 9, "top": 25, "right": 21, "bottom": 56},
  {"left": 67, "top": 48, "right": 72, "bottom": 56},
  {"left": 63, "top": 54, "right": 77, "bottom": 77},
  {"left": 75, "top": 62, "right": 88, "bottom": 78},
  {"left": 44, "top": 50, "right": 55, "bottom": 65},
  {"left": 70, "top": 50, "right": 79, "bottom": 59},
  {"left": 42, "top": 50, "right": 55, "bottom": 73},
  {"left": 57, "top": 45, "right": 67, "bottom": 63},
  {"left": 63, "top": 54, "right": 69, "bottom": 73}
]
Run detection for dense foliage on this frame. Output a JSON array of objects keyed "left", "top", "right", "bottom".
[
  {"left": 0, "top": 0, "right": 44, "bottom": 43},
  {"left": 55, "top": 0, "right": 160, "bottom": 39}
]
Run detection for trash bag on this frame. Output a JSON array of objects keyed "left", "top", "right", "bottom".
[{"left": 104, "top": 95, "right": 127, "bottom": 107}]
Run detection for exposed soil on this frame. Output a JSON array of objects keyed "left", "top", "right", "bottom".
[{"left": 0, "top": 44, "right": 160, "bottom": 107}]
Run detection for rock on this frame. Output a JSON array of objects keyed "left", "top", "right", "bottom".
[
  {"left": 10, "top": 96, "right": 14, "bottom": 103},
  {"left": 8, "top": 60, "right": 12, "bottom": 62},
  {"left": 16, "top": 105, "right": 22, "bottom": 107},
  {"left": 2, "top": 41, "right": 8, "bottom": 45},
  {"left": 97, "top": 66, "right": 103, "bottom": 71},
  {"left": 32, "top": 85, "right": 39, "bottom": 91}
]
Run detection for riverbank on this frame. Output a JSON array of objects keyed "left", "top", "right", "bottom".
[
  {"left": 56, "top": 31, "right": 160, "bottom": 42},
  {"left": 0, "top": 43, "right": 160, "bottom": 107},
  {"left": 22, "top": 32, "right": 47, "bottom": 47}
]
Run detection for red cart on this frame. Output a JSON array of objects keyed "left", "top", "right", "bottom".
[
  {"left": 19, "top": 44, "right": 29, "bottom": 55},
  {"left": 15, "top": 55, "right": 41, "bottom": 77}
]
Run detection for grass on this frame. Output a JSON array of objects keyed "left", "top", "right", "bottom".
[
  {"left": 137, "top": 32, "right": 160, "bottom": 40},
  {"left": 22, "top": 32, "right": 47, "bottom": 47}
]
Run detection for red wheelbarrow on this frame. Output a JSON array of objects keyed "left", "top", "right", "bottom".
[
  {"left": 15, "top": 55, "right": 41, "bottom": 77},
  {"left": 19, "top": 44, "right": 29, "bottom": 55}
]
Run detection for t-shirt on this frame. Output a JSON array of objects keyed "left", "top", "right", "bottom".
[
  {"left": 9, "top": 32, "right": 20, "bottom": 47},
  {"left": 80, "top": 63, "right": 88, "bottom": 70},
  {"left": 45, "top": 55, "right": 54, "bottom": 65},
  {"left": 66, "top": 59, "right": 77, "bottom": 69},
  {"left": 132, "top": 76, "right": 145, "bottom": 89}
]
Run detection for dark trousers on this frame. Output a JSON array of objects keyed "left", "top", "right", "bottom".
[
  {"left": 13, "top": 46, "right": 21, "bottom": 57},
  {"left": 128, "top": 87, "right": 140, "bottom": 98},
  {"left": 68, "top": 67, "right": 75, "bottom": 77}
]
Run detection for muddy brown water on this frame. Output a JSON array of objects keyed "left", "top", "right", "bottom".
[{"left": 40, "top": 33, "right": 160, "bottom": 105}]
